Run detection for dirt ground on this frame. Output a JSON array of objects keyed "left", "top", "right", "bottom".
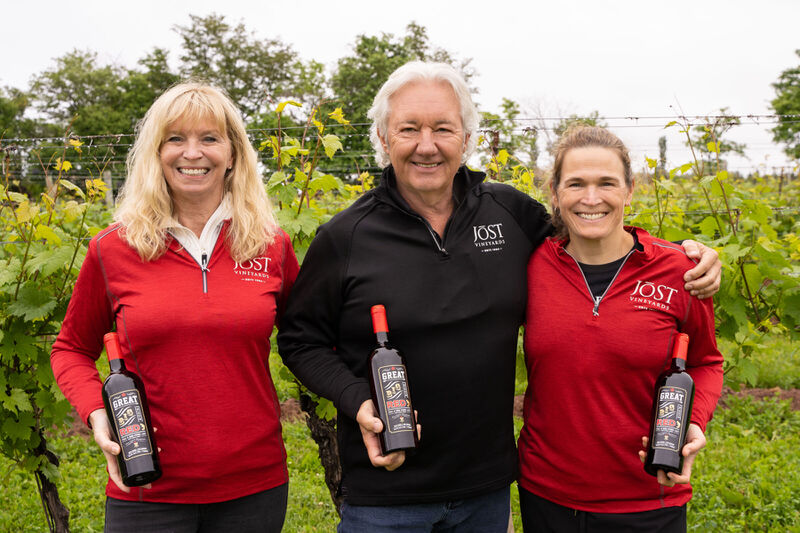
[{"left": 64, "top": 388, "right": 799, "bottom": 438}]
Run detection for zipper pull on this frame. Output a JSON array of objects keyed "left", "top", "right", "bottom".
[
  {"left": 201, "top": 252, "right": 209, "bottom": 294},
  {"left": 592, "top": 296, "right": 601, "bottom": 316}
]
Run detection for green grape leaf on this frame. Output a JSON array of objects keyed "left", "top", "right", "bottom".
[
  {"left": 699, "top": 216, "right": 719, "bottom": 237},
  {"left": 7, "top": 283, "right": 57, "bottom": 321},
  {"left": 661, "top": 226, "right": 694, "bottom": 242},
  {"left": 268, "top": 171, "right": 287, "bottom": 187},
  {"left": 39, "top": 460, "right": 61, "bottom": 482},
  {"left": 699, "top": 174, "right": 715, "bottom": 188},
  {"left": 34, "top": 224, "right": 62, "bottom": 245},
  {"left": 496, "top": 149, "right": 510, "bottom": 166},
  {"left": 1, "top": 415, "right": 35, "bottom": 442},
  {"left": 293, "top": 168, "right": 308, "bottom": 184},
  {"left": 5, "top": 190, "right": 29, "bottom": 203},
  {"left": 315, "top": 397, "right": 337, "bottom": 421},
  {"left": 0, "top": 257, "right": 22, "bottom": 288},
  {"left": 736, "top": 357, "right": 759, "bottom": 386},
  {"left": 58, "top": 179, "right": 86, "bottom": 199},
  {"left": 271, "top": 184, "right": 299, "bottom": 206},
  {"left": 15, "top": 201, "right": 39, "bottom": 223},
  {"left": 309, "top": 173, "right": 343, "bottom": 194},
  {"left": 327, "top": 107, "right": 350, "bottom": 125},
  {"left": 322, "top": 134, "right": 343, "bottom": 159},
  {"left": 0, "top": 328, "right": 39, "bottom": 364},
  {"left": 26, "top": 244, "right": 76, "bottom": 277},
  {"left": 63, "top": 200, "right": 84, "bottom": 221},
  {"left": 1, "top": 388, "right": 33, "bottom": 413}
]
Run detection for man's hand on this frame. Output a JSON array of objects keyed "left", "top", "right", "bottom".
[
  {"left": 680, "top": 240, "right": 721, "bottom": 299},
  {"left": 639, "top": 423, "right": 706, "bottom": 487},
  {"left": 356, "top": 400, "right": 406, "bottom": 471}
]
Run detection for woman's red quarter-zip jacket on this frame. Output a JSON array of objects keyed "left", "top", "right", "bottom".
[
  {"left": 518, "top": 226, "right": 723, "bottom": 513},
  {"left": 51, "top": 222, "right": 299, "bottom": 504}
]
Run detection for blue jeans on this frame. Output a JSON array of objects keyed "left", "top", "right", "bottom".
[{"left": 338, "top": 486, "right": 511, "bottom": 532}]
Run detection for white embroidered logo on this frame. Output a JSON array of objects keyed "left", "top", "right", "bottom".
[
  {"left": 629, "top": 280, "right": 678, "bottom": 311},
  {"left": 472, "top": 223, "right": 505, "bottom": 253},
  {"left": 234, "top": 257, "right": 271, "bottom": 282}
]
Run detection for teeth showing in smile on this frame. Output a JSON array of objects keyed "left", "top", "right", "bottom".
[
  {"left": 179, "top": 168, "right": 209, "bottom": 176},
  {"left": 414, "top": 162, "right": 440, "bottom": 168},
  {"left": 577, "top": 213, "right": 606, "bottom": 220}
]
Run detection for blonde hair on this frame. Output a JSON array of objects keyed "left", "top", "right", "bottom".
[{"left": 114, "top": 82, "right": 278, "bottom": 262}]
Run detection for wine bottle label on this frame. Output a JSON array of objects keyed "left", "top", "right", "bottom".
[
  {"left": 377, "top": 364, "right": 413, "bottom": 434},
  {"left": 108, "top": 388, "right": 154, "bottom": 461},
  {"left": 651, "top": 385, "right": 689, "bottom": 452}
]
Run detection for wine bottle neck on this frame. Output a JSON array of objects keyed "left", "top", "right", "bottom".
[
  {"left": 109, "top": 358, "right": 126, "bottom": 373},
  {"left": 673, "top": 356, "right": 687, "bottom": 370},
  {"left": 375, "top": 331, "right": 389, "bottom": 346}
]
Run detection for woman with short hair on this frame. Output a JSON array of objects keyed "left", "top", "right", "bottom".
[{"left": 51, "top": 82, "right": 298, "bottom": 532}]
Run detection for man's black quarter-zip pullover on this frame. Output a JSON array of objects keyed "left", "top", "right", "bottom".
[{"left": 278, "top": 165, "right": 552, "bottom": 505}]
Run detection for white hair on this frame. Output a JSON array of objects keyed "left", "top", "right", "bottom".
[{"left": 367, "top": 61, "right": 479, "bottom": 168}]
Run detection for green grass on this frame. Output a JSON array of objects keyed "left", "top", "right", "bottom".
[{"left": 689, "top": 395, "right": 800, "bottom": 532}]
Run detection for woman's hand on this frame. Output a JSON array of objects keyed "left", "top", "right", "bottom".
[
  {"left": 680, "top": 240, "right": 721, "bottom": 299},
  {"left": 356, "top": 400, "right": 421, "bottom": 472},
  {"left": 88, "top": 409, "right": 131, "bottom": 493},
  {"left": 88, "top": 409, "right": 158, "bottom": 492},
  {"left": 639, "top": 423, "right": 706, "bottom": 487}
]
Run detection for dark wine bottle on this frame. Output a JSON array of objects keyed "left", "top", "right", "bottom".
[
  {"left": 645, "top": 333, "right": 695, "bottom": 476},
  {"left": 368, "top": 305, "right": 418, "bottom": 455},
  {"left": 101, "top": 332, "right": 162, "bottom": 487}
]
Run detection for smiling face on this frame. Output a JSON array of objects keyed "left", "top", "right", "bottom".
[
  {"left": 379, "top": 80, "right": 467, "bottom": 206},
  {"left": 552, "top": 146, "right": 633, "bottom": 251},
  {"left": 159, "top": 115, "right": 233, "bottom": 214}
]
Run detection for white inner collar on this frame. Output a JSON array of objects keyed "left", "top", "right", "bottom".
[{"left": 167, "top": 196, "right": 232, "bottom": 265}]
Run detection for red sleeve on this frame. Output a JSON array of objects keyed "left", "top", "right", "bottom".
[
  {"left": 275, "top": 230, "right": 300, "bottom": 329},
  {"left": 682, "top": 295, "right": 723, "bottom": 432},
  {"left": 50, "top": 237, "right": 114, "bottom": 424}
]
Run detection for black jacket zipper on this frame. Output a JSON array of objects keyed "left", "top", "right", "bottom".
[{"left": 200, "top": 252, "right": 209, "bottom": 294}]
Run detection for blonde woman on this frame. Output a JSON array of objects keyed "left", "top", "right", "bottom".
[{"left": 51, "top": 82, "right": 298, "bottom": 532}]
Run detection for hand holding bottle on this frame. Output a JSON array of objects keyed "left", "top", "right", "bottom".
[
  {"left": 639, "top": 423, "right": 706, "bottom": 486},
  {"left": 356, "top": 399, "right": 406, "bottom": 471},
  {"left": 88, "top": 408, "right": 131, "bottom": 493},
  {"left": 356, "top": 399, "right": 422, "bottom": 471}
]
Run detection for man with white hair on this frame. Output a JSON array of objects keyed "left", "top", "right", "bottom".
[{"left": 278, "top": 61, "right": 720, "bottom": 532}]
